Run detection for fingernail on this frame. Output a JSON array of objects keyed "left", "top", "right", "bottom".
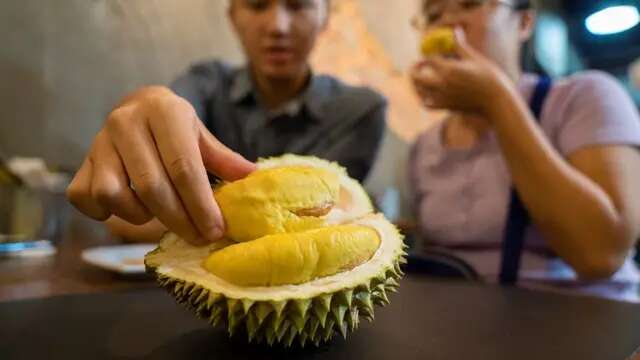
[{"left": 210, "top": 226, "right": 225, "bottom": 241}]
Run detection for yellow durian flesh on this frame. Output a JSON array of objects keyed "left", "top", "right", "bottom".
[
  {"left": 214, "top": 166, "right": 340, "bottom": 243},
  {"left": 203, "top": 225, "right": 381, "bottom": 287},
  {"left": 420, "top": 27, "right": 456, "bottom": 57}
]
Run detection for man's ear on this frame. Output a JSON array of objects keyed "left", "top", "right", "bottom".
[
  {"left": 319, "top": 0, "right": 330, "bottom": 30},
  {"left": 519, "top": 10, "right": 536, "bottom": 42},
  {"left": 228, "top": 1, "right": 239, "bottom": 33}
]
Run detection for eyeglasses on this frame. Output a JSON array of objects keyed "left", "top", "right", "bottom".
[
  {"left": 411, "top": 0, "right": 524, "bottom": 31},
  {"left": 240, "top": 0, "right": 316, "bottom": 12}
]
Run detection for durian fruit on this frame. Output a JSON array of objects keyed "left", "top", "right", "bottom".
[
  {"left": 214, "top": 166, "right": 340, "bottom": 242},
  {"left": 258, "top": 154, "right": 374, "bottom": 226},
  {"left": 420, "top": 27, "right": 456, "bottom": 57},
  {"left": 145, "top": 155, "right": 406, "bottom": 347}
]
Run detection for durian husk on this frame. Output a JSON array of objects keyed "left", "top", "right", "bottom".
[
  {"left": 145, "top": 214, "right": 407, "bottom": 347},
  {"left": 145, "top": 155, "right": 406, "bottom": 347}
]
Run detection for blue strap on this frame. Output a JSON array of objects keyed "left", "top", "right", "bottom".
[
  {"left": 529, "top": 77, "right": 552, "bottom": 120},
  {"left": 499, "top": 76, "right": 552, "bottom": 285}
]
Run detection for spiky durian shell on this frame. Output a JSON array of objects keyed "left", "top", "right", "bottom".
[{"left": 144, "top": 156, "right": 407, "bottom": 347}]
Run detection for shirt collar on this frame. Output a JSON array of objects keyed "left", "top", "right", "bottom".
[
  {"left": 229, "top": 66, "right": 331, "bottom": 122},
  {"left": 229, "top": 67, "right": 254, "bottom": 104}
]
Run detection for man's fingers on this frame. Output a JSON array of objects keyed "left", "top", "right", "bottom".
[
  {"left": 198, "top": 121, "right": 256, "bottom": 181},
  {"left": 66, "top": 157, "right": 111, "bottom": 221},
  {"left": 106, "top": 216, "right": 168, "bottom": 243},
  {"left": 90, "top": 132, "right": 152, "bottom": 225},
  {"left": 150, "top": 100, "right": 226, "bottom": 243},
  {"left": 106, "top": 105, "right": 205, "bottom": 245}
]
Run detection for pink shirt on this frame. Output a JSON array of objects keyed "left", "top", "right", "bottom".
[{"left": 409, "top": 71, "right": 640, "bottom": 302}]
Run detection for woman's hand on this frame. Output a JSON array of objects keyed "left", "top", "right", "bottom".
[
  {"left": 411, "top": 28, "right": 513, "bottom": 117},
  {"left": 66, "top": 86, "right": 256, "bottom": 246}
]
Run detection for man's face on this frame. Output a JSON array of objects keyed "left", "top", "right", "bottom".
[{"left": 230, "top": 0, "right": 328, "bottom": 81}]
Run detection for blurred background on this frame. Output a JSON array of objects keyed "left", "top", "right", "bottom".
[{"left": 0, "top": 0, "right": 639, "bottom": 215}]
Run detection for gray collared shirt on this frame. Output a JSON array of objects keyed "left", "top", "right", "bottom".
[{"left": 170, "top": 60, "right": 387, "bottom": 181}]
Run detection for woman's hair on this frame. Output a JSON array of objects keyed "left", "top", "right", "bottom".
[
  {"left": 421, "top": 0, "right": 536, "bottom": 12},
  {"left": 514, "top": 0, "right": 534, "bottom": 11}
]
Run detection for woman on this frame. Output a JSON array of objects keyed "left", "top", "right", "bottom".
[
  {"left": 67, "top": 0, "right": 386, "bottom": 245},
  {"left": 409, "top": 0, "right": 640, "bottom": 301}
]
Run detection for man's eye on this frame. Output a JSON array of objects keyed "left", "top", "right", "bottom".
[
  {"left": 459, "top": 0, "right": 483, "bottom": 10},
  {"left": 244, "top": 0, "right": 269, "bottom": 11},
  {"left": 285, "top": 0, "right": 315, "bottom": 11},
  {"left": 426, "top": 10, "right": 442, "bottom": 24}
]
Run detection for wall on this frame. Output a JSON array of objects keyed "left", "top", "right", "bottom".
[
  {"left": 0, "top": 0, "right": 432, "bottom": 216},
  {"left": 0, "top": 0, "right": 243, "bottom": 168},
  {"left": 1, "top": 0, "right": 430, "bottom": 169}
]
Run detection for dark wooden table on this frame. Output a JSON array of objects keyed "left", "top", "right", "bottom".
[
  {"left": 0, "top": 201, "right": 155, "bottom": 303},
  {"left": 2, "top": 276, "right": 640, "bottom": 359}
]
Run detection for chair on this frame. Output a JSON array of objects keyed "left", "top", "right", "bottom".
[
  {"left": 401, "top": 234, "right": 480, "bottom": 281},
  {"left": 402, "top": 251, "right": 480, "bottom": 281}
]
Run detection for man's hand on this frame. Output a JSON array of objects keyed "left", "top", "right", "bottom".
[{"left": 67, "top": 86, "right": 256, "bottom": 245}]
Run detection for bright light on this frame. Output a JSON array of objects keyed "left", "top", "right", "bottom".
[{"left": 585, "top": 5, "right": 640, "bottom": 35}]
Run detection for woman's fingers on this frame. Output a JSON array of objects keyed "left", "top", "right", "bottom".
[
  {"left": 453, "top": 26, "right": 478, "bottom": 60},
  {"left": 413, "top": 59, "right": 448, "bottom": 88},
  {"left": 89, "top": 131, "right": 152, "bottom": 225},
  {"left": 411, "top": 62, "right": 448, "bottom": 108}
]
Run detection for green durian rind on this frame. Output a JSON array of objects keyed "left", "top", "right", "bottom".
[
  {"left": 145, "top": 214, "right": 407, "bottom": 347},
  {"left": 151, "top": 261, "right": 404, "bottom": 347}
]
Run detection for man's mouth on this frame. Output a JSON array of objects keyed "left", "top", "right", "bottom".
[{"left": 264, "top": 46, "right": 295, "bottom": 63}]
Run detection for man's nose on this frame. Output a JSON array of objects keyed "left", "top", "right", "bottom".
[{"left": 266, "top": 3, "right": 293, "bottom": 35}]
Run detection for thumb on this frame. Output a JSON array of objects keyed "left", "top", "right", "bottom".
[
  {"left": 453, "top": 27, "right": 478, "bottom": 59},
  {"left": 197, "top": 122, "right": 256, "bottom": 181}
]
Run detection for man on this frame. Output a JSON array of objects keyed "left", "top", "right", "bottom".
[{"left": 66, "top": 0, "right": 387, "bottom": 245}]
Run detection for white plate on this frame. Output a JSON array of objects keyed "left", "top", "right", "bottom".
[{"left": 81, "top": 244, "right": 156, "bottom": 274}]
